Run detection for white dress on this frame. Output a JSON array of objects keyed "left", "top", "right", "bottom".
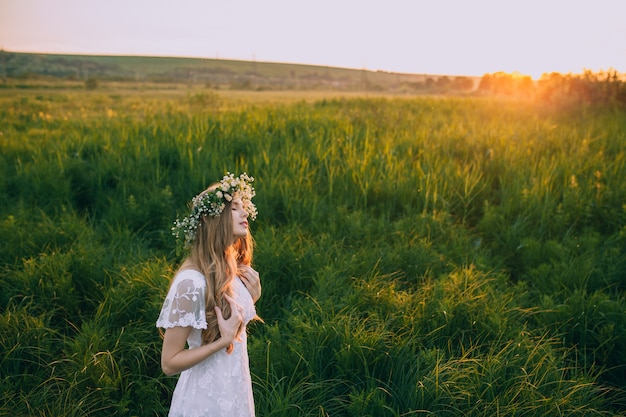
[{"left": 156, "top": 269, "right": 257, "bottom": 417}]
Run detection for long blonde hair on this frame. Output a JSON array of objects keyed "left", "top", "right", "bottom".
[{"left": 178, "top": 185, "right": 254, "bottom": 350}]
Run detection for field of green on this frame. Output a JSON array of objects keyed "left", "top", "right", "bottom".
[{"left": 1, "top": 86, "right": 625, "bottom": 416}]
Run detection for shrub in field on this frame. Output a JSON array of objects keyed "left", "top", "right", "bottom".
[
  {"left": 536, "top": 288, "right": 626, "bottom": 386},
  {"left": 85, "top": 77, "right": 98, "bottom": 90},
  {"left": 0, "top": 308, "right": 60, "bottom": 411}
]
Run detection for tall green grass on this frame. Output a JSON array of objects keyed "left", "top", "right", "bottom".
[{"left": 1, "top": 89, "right": 625, "bottom": 416}]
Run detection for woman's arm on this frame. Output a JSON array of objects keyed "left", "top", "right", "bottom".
[{"left": 161, "top": 294, "right": 243, "bottom": 376}]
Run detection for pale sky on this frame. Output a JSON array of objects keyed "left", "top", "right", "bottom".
[{"left": 1, "top": 0, "right": 624, "bottom": 78}]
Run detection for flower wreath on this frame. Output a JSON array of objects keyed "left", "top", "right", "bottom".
[{"left": 172, "top": 172, "right": 257, "bottom": 248}]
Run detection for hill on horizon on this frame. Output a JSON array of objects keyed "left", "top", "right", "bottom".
[{"left": 0, "top": 50, "right": 480, "bottom": 92}]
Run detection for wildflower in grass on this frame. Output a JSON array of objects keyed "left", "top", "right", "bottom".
[{"left": 593, "top": 170, "right": 602, "bottom": 198}]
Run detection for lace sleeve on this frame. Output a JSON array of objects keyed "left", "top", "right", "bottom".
[{"left": 156, "top": 270, "right": 207, "bottom": 329}]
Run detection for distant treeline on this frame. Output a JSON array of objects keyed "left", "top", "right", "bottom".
[
  {"left": 478, "top": 70, "right": 626, "bottom": 106},
  {"left": 1, "top": 51, "right": 133, "bottom": 81}
]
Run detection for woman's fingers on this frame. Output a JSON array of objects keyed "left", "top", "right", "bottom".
[
  {"left": 214, "top": 305, "right": 224, "bottom": 320},
  {"left": 220, "top": 294, "right": 244, "bottom": 344},
  {"left": 239, "top": 265, "right": 259, "bottom": 283},
  {"left": 238, "top": 265, "right": 261, "bottom": 302},
  {"left": 223, "top": 294, "right": 244, "bottom": 323},
  {"left": 224, "top": 294, "right": 240, "bottom": 313},
  {"left": 215, "top": 303, "right": 243, "bottom": 348}
]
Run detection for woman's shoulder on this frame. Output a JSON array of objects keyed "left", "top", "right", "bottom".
[{"left": 172, "top": 267, "right": 206, "bottom": 289}]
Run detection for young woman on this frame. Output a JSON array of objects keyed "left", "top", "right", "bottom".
[{"left": 156, "top": 172, "right": 261, "bottom": 417}]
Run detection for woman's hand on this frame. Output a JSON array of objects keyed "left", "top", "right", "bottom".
[
  {"left": 215, "top": 293, "right": 244, "bottom": 353},
  {"left": 238, "top": 264, "right": 261, "bottom": 303},
  {"left": 162, "top": 295, "right": 243, "bottom": 374}
]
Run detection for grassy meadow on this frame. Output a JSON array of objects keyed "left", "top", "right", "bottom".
[{"left": 1, "top": 85, "right": 626, "bottom": 416}]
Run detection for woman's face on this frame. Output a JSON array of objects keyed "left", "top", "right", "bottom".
[{"left": 230, "top": 197, "right": 249, "bottom": 240}]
